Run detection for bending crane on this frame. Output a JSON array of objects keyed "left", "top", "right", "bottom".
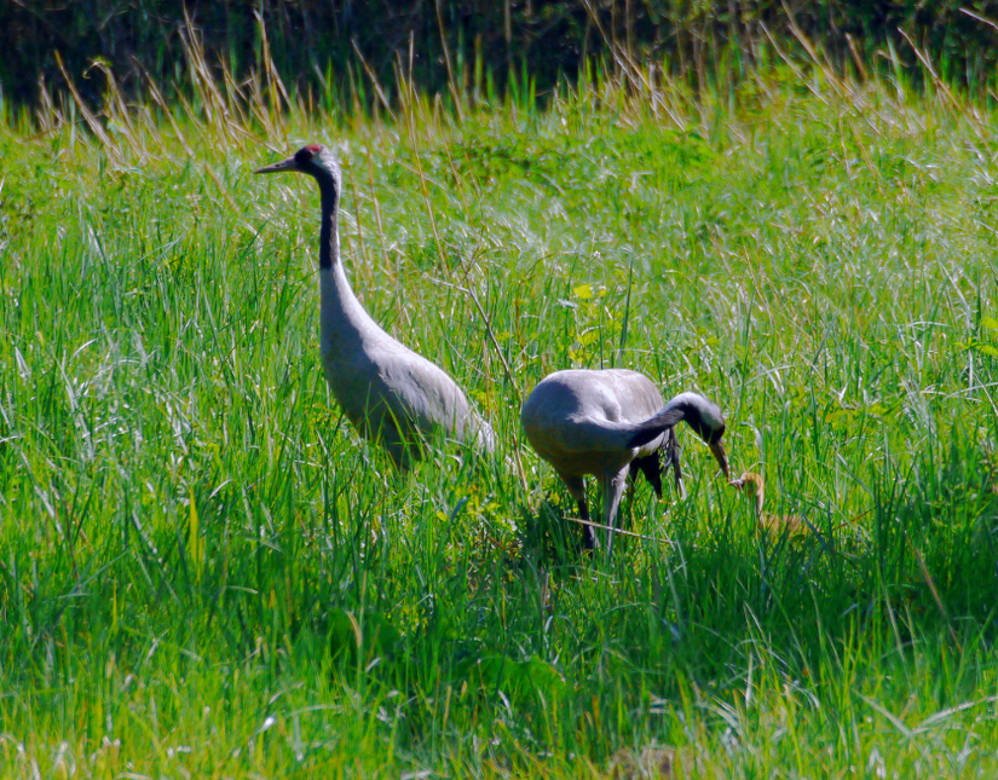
[{"left": 521, "top": 368, "right": 729, "bottom": 552}]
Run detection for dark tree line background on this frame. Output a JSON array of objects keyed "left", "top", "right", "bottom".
[{"left": 4, "top": 1, "right": 998, "bottom": 112}]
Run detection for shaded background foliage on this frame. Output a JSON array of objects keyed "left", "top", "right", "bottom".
[{"left": 5, "top": 0, "right": 998, "bottom": 113}]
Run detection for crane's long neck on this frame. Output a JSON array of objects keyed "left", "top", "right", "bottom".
[
  {"left": 315, "top": 173, "right": 380, "bottom": 356},
  {"left": 319, "top": 183, "right": 339, "bottom": 271}
]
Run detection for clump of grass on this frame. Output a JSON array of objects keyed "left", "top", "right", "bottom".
[{"left": 1, "top": 20, "right": 997, "bottom": 778}]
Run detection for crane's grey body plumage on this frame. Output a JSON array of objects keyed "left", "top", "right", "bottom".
[
  {"left": 257, "top": 145, "right": 494, "bottom": 468},
  {"left": 521, "top": 370, "right": 666, "bottom": 475},
  {"left": 520, "top": 369, "right": 728, "bottom": 552}
]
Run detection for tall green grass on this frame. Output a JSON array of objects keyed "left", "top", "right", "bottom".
[{"left": 1, "top": 34, "right": 997, "bottom": 778}]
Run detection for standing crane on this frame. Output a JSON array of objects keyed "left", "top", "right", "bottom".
[
  {"left": 256, "top": 144, "right": 495, "bottom": 468},
  {"left": 521, "top": 369, "right": 729, "bottom": 553}
]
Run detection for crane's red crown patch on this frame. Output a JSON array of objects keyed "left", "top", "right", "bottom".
[{"left": 295, "top": 144, "right": 322, "bottom": 165}]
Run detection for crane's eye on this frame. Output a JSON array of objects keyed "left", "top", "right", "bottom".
[{"left": 692, "top": 417, "right": 724, "bottom": 444}]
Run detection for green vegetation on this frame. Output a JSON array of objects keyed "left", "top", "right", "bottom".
[
  {"left": 1, "top": 34, "right": 997, "bottom": 778},
  {"left": 8, "top": 1, "right": 998, "bottom": 114}
]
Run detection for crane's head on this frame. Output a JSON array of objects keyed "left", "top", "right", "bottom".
[
  {"left": 255, "top": 144, "right": 341, "bottom": 187},
  {"left": 669, "top": 392, "right": 729, "bottom": 479}
]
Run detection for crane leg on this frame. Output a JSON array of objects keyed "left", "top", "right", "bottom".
[
  {"left": 601, "top": 466, "right": 630, "bottom": 557},
  {"left": 558, "top": 472, "right": 595, "bottom": 550}
]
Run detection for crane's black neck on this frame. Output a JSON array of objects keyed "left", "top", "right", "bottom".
[{"left": 317, "top": 173, "right": 340, "bottom": 270}]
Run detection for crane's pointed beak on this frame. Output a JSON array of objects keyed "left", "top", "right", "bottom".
[
  {"left": 709, "top": 441, "right": 729, "bottom": 480},
  {"left": 254, "top": 156, "right": 297, "bottom": 174}
]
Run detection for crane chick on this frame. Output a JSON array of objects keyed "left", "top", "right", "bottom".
[
  {"left": 256, "top": 144, "right": 495, "bottom": 468},
  {"left": 730, "top": 472, "right": 809, "bottom": 539},
  {"left": 521, "top": 369, "right": 729, "bottom": 552}
]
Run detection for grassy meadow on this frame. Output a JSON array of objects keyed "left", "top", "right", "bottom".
[{"left": 1, "top": 48, "right": 998, "bottom": 777}]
